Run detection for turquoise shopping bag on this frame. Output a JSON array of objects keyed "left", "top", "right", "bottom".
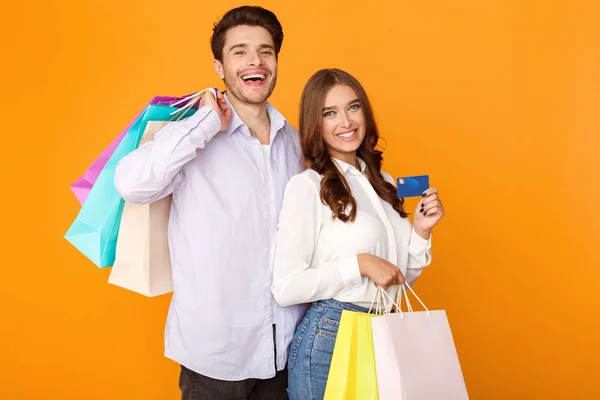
[{"left": 65, "top": 104, "right": 197, "bottom": 267}]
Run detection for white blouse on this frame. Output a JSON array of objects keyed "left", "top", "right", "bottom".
[{"left": 271, "top": 158, "right": 432, "bottom": 309}]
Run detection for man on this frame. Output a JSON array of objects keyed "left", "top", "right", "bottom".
[{"left": 114, "top": 6, "right": 306, "bottom": 399}]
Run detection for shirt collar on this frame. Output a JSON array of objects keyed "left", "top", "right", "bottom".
[
  {"left": 223, "top": 92, "right": 287, "bottom": 138},
  {"left": 224, "top": 92, "right": 244, "bottom": 136},
  {"left": 331, "top": 157, "right": 367, "bottom": 175}
]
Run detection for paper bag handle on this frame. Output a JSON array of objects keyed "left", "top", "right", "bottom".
[
  {"left": 169, "top": 88, "right": 218, "bottom": 121},
  {"left": 393, "top": 283, "right": 431, "bottom": 318},
  {"left": 368, "top": 286, "right": 389, "bottom": 314},
  {"left": 367, "top": 283, "right": 432, "bottom": 318}
]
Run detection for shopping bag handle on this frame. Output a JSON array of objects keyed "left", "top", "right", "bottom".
[
  {"left": 394, "top": 283, "right": 431, "bottom": 318},
  {"left": 368, "top": 286, "right": 389, "bottom": 314},
  {"left": 368, "top": 284, "right": 432, "bottom": 318},
  {"left": 368, "top": 286, "right": 404, "bottom": 315},
  {"left": 168, "top": 88, "right": 218, "bottom": 121}
]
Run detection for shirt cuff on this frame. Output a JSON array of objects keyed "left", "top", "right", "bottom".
[
  {"left": 409, "top": 227, "right": 432, "bottom": 255},
  {"left": 186, "top": 106, "right": 222, "bottom": 148},
  {"left": 338, "top": 254, "right": 363, "bottom": 289}
]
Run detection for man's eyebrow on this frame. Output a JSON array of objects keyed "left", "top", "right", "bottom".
[
  {"left": 229, "top": 43, "right": 248, "bottom": 51},
  {"left": 228, "top": 43, "right": 275, "bottom": 51}
]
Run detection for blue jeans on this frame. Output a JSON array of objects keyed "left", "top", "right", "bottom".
[{"left": 286, "top": 299, "right": 370, "bottom": 400}]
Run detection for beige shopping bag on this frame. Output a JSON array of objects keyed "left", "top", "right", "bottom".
[
  {"left": 108, "top": 120, "right": 173, "bottom": 297},
  {"left": 372, "top": 285, "right": 469, "bottom": 400}
]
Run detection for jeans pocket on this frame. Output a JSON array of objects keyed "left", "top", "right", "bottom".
[
  {"left": 312, "top": 314, "right": 339, "bottom": 367},
  {"left": 310, "top": 328, "right": 337, "bottom": 394},
  {"left": 288, "top": 317, "right": 309, "bottom": 370},
  {"left": 318, "top": 316, "right": 340, "bottom": 338}
]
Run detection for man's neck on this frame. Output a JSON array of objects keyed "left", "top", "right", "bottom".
[{"left": 227, "top": 92, "right": 271, "bottom": 143}]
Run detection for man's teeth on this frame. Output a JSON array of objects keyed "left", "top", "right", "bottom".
[
  {"left": 242, "top": 74, "right": 266, "bottom": 81},
  {"left": 338, "top": 131, "right": 355, "bottom": 138}
]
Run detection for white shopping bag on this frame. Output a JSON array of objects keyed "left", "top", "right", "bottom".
[
  {"left": 108, "top": 88, "right": 216, "bottom": 297},
  {"left": 108, "top": 121, "right": 173, "bottom": 297},
  {"left": 372, "top": 285, "right": 469, "bottom": 400}
]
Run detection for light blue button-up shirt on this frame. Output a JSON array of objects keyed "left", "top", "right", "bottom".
[{"left": 114, "top": 94, "right": 308, "bottom": 380}]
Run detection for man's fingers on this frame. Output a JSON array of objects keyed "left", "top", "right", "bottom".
[{"left": 200, "top": 93, "right": 217, "bottom": 109}]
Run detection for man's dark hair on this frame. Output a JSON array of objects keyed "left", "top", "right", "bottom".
[{"left": 210, "top": 6, "right": 284, "bottom": 62}]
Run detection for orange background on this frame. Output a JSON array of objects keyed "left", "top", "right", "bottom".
[{"left": 1, "top": 0, "right": 599, "bottom": 398}]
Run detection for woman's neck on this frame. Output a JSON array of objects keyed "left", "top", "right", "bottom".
[{"left": 332, "top": 152, "right": 359, "bottom": 170}]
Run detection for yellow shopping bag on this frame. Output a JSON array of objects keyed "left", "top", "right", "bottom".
[
  {"left": 324, "top": 311, "right": 380, "bottom": 400},
  {"left": 324, "top": 311, "right": 356, "bottom": 398}
]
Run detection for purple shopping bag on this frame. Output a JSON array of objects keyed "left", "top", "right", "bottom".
[{"left": 70, "top": 94, "right": 202, "bottom": 205}]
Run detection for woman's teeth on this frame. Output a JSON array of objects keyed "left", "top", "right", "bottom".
[{"left": 337, "top": 131, "right": 355, "bottom": 139}]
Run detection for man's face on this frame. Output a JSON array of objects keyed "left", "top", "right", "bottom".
[{"left": 214, "top": 25, "right": 278, "bottom": 105}]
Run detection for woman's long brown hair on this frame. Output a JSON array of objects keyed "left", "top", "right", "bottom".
[{"left": 299, "top": 68, "right": 408, "bottom": 222}]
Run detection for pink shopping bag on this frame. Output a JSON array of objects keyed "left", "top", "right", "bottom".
[
  {"left": 372, "top": 285, "right": 469, "bottom": 400},
  {"left": 69, "top": 93, "right": 206, "bottom": 204}
]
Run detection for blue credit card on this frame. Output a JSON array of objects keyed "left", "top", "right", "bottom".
[{"left": 396, "top": 175, "right": 429, "bottom": 198}]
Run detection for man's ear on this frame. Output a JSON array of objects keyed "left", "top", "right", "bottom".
[{"left": 214, "top": 60, "right": 225, "bottom": 79}]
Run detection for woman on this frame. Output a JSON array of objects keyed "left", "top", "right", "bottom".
[{"left": 271, "top": 68, "right": 445, "bottom": 400}]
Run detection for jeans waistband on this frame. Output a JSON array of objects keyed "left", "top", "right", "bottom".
[{"left": 311, "top": 298, "right": 371, "bottom": 314}]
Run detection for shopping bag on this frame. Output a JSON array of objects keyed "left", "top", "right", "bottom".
[
  {"left": 324, "top": 311, "right": 380, "bottom": 400},
  {"left": 353, "top": 313, "right": 379, "bottom": 399},
  {"left": 65, "top": 89, "right": 216, "bottom": 268},
  {"left": 324, "top": 310, "right": 356, "bottom": 399},
  {"left": 108, "top": 120, "right": 173, "bottom": 297},
  {"left": 372, "top": 285, "right": 469, "bottom": 400},
  {"left": 371, "top": 313, "right": 403, "bottom": 399},
  {"left": 69, "top": 94, "right": 204, "bottom": 205}
]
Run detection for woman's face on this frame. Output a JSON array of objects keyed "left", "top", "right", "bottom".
[{"left": 320, "top": 84, "right": 366, "bottom": 163}]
